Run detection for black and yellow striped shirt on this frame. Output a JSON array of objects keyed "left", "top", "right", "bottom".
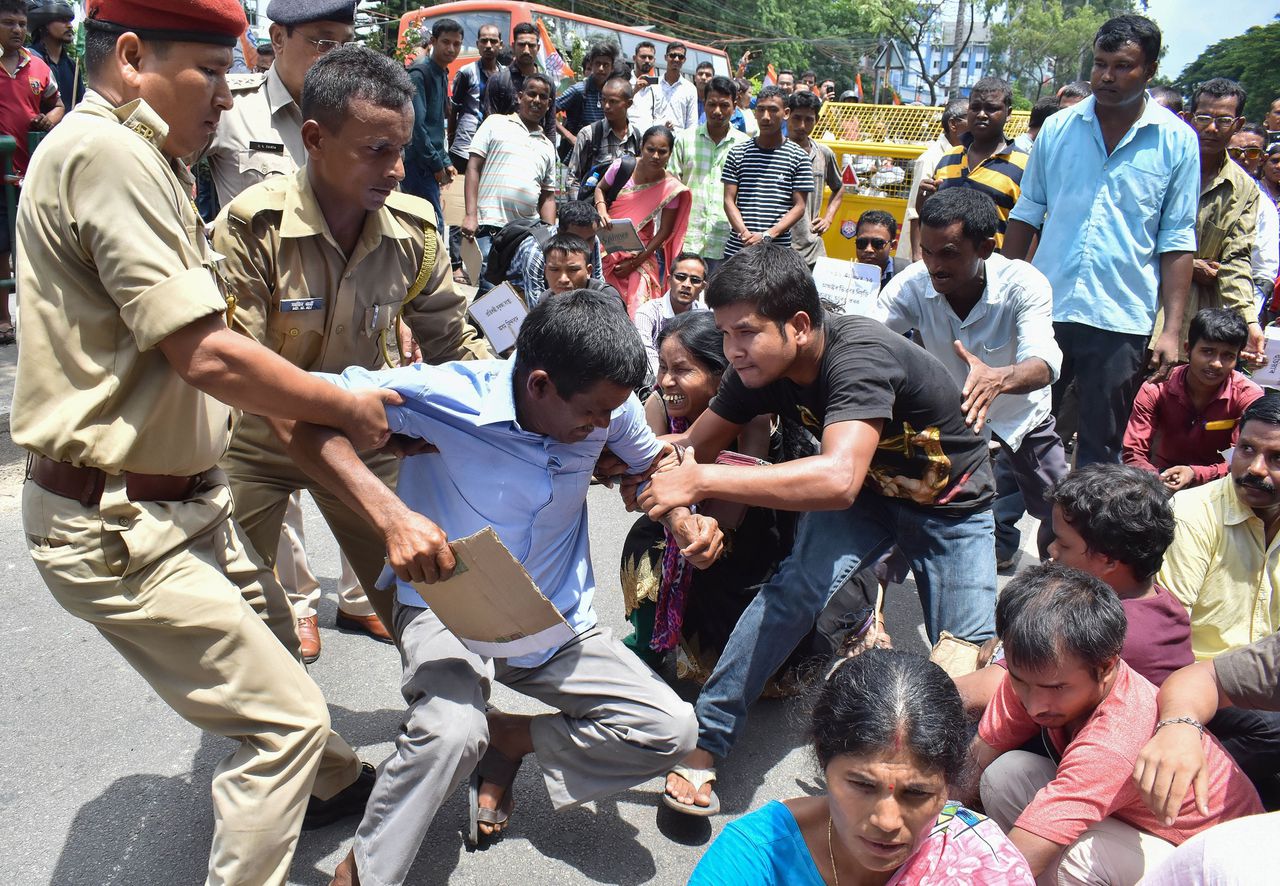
[{"left": 934, "top": 136, "right": 1029, "bottom": 248}]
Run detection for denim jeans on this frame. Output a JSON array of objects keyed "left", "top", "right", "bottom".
[
  {"left": 473, "top": 225, "right": 498, "bottom": 294},
  {"left": 694, "top": 493, "right": 997, "bottom": 758},
  {"left": 402, "top": 163, "right": 445, "bottom": 228},
  {"left": 1052, "top": 322, "right": 1147, "bottom": 467}
]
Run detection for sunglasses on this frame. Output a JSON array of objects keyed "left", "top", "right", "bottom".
[
  {"left": 856, "top": 237, "right": 889, "bottom": 250},
  {"left": 1228, "top": 146, "right": 1264, "bottom": 160},
  {"left": 667, "top": 53, "right": 686, "bottom": 61},
  {"left": 672, "top": 272, "right": 704, "bottom": 284}
]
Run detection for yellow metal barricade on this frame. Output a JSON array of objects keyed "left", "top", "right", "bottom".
[{"left": 814, "top": 102, "right": 1030, "bottom": 261}]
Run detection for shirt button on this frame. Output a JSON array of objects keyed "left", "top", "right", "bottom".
[
  {"left": 289, "top": 328, "right": 299, "bottom": 337},
  {"left": 336, "top": 325, "right": 344, "bottom": 334},
  {"left": 344, "top": 273, "right": 352, "bottom": 280}
]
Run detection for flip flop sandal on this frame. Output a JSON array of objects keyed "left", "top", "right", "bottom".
[
  {"left": 467, "top": 745, "right": 523, "bottom": 846},
  {"left": 826, "top": 584, "right": 888, "bottom": 680},
  {"left": 662, "top": 764, "right": 720, "bottom": 817}
]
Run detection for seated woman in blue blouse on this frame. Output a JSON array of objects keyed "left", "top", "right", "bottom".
[{"left": 689, "top": 649, "right": 1033, "bottom": 885}]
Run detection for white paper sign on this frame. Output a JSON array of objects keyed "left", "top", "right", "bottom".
[
  {"left": 597, "top": 218, "right": 645, "bottom": 254},
  {"left": 812, "top": 257, "right": 884, "bottom": 319},
  {"left": 468, "top": 281, "right": 528, "bottom": 353},
  {"left": 1253, "top": 326, "right": 1280, "bottom": 388}
]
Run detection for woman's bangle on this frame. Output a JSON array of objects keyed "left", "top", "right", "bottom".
[{"left": 1155, "top": 716, "right": 1205, "bottom": 736}]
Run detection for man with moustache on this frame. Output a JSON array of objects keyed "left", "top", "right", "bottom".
[{"left": 1156, "top": 392, "right": 1280, "bottom": 801}]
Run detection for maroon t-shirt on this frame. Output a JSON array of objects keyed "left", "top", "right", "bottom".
[{"left": 1120, "top": 584, "right": 1194, "bottom": 686}]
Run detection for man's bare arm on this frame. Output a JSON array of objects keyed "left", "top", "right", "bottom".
[{"left": 1001, "top": 219, "right": 1037, "bottom": 262}]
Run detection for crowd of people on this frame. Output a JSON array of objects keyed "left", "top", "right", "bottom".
[{"left": 7, "top": 0, "right": 1280, "bottom": 884}]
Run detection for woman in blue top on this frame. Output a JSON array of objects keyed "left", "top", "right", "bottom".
[{"left": 689, "top": 650, "right": 1033, "bottom": 885}]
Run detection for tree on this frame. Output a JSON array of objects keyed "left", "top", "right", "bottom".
[
  {"left": 988, "top": 1, "right": 1112, "bottom": 102},
  {"left": 855, "top": 0, "right": 977, "bottom": 105},
  {"left": 1175, "top": 20, "right": 1280, "bottom": 122}
]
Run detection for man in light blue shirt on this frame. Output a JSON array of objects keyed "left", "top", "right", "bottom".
[
  {"left": 1003, "top": 14, "right": 1197, "bottom": 467},
  {"left": 291, "top": 291, "right": 720, "bottom": 885}
]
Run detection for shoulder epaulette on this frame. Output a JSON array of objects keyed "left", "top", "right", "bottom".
[
  {"left": 225, "top": 175, "right": 290, "bottom": 225},
  {"left": 227, "top": 72, "right": 267, "bottom": 92},
  {"left": 384, "top": 190, "right": 440, "bottom": 229}
]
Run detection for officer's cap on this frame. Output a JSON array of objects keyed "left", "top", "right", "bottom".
[
  {"left": 86, "top": 0, "right": 247, "bottom": 47},
  {"left": 266, "top": 0, "right": 357, "bottom": 26}
]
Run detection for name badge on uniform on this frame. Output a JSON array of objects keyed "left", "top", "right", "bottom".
[
  {"left": 281, "top": 298, "right": 323, "bottom": 312},
  {"left": 249, "top": 140, "right": 285, "bottom": 153}
]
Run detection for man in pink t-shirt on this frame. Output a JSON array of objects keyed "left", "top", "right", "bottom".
[{"left": 969, "top": 563, "right": 1261, "bottom": 885}]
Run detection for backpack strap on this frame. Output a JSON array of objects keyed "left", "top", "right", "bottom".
[{"left": 603, "top": 153, "right": 637, "bottom": 204}]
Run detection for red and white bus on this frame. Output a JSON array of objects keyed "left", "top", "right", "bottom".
[{"left": 396, "top": 1, "right": 731, "bottom": 81}]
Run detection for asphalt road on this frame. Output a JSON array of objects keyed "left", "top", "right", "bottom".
[{"left": 0, "top": 449, "right": 1028, "bottom": 885}]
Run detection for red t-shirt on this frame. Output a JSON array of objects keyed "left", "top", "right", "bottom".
[
  {"left": 0, "top": 49, "right": 56, "bottom": 176},
  {"left": 1121, "top": 585, "right": 1194, "bottom": 686},
  {"left": 978, "top": 660, "right": 1262, "bottom": 846}
]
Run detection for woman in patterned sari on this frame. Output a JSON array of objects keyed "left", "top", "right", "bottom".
[{"left": 595, "top": 125, "right": 691, "bottom": 316}]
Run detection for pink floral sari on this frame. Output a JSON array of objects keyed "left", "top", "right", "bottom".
[{"left": 601, "top": 163, "right": 691, "bottom": 317}]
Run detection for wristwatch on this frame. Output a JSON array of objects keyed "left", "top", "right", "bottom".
[{"left": 761, "top": 233, "right": 774, "bottom": 243}]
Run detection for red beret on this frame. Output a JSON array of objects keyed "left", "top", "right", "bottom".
[{"left": 87, "top": 0, "right": 248, "bottom": 47}]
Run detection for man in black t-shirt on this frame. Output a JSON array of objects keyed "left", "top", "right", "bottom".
[{"left": 638, "top": 242, "right": 998, "bottom": 816}]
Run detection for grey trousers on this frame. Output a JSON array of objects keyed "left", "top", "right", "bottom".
[
  {"left": 353, "top": 602, "right": 698, "bottom": 886},
  {"left": 992, "top": 413, "right": 1071, "bottom": 561}
]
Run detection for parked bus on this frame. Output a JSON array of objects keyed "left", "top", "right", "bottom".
[{"left": 396, "top": 1, "right": 731, "bottom": 81}]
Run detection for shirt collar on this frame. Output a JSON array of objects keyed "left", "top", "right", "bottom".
[
  {"left": 477, "top": 357, "right": 521, "bottom": 427},
  {"left": 1221, "top": 475, "right": 1261, "bottom": 527},
  {"left": 1077, "top": 92, "right": 1169, "bottom": 133},
  {"left": 1201, "top": 152, "right": 1243, "bottom": 197},
  {"left": 100, "top": 92, "right": 171, "bottom": 153},
  {"left": 264, "top": 64, "right": 297, "bottom": 117},
  {"left": 279, "top": 166, "right": 413, "bottom": 247},
  {"left": 3, "top": 46, "right": 32, "bottom": 75}
]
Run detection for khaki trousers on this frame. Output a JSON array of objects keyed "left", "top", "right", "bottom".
[
  {"left": 23, "top": 472, "right": 361, "bottom": 886},
  {"left": 222, "top": 414, "right": 398, "bottom": 637},
  {"left": 276, "top": 491, "right": 373, "bottom": 619},
  {"left": 980, "top": 750, "right": 1175, "bottom": 886}
]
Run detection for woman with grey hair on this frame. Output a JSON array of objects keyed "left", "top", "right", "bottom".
[{"left": 689, "top": 650, "right": 1033, "bottom": 885}]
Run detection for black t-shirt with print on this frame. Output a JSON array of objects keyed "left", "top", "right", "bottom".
[{"left": 709, "top": 314, "right": 994, "bottom": 512}]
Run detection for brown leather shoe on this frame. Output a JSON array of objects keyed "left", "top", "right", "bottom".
[
  {"left": 336, "top": 609, "right": 394, "bottom": 644},
  {"left": 297, "top": 615, "right": 321, "bottom": 663}
]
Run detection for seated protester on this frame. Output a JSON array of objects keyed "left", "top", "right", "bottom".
[
  {"left": 690, "top": 650, "right": 1034, "bottom": 886},
  {"left": 621, "top": 312, "right": 815, "bottom": 701},
  {"left": 880, "top": 188, "right": 1068, "bottom": 564},
  {"left": 508, "top": 199, "right": 606, "bottom": 304},
  {"left": 853, "top": 209, "right": 899, "bottom": 288},
  {"left": 1156, "top": 392, "right": 1280, "bottom": 803},
  {"left": 1123, "top": 308, "right": 1263, "bottom": 492},
  {"left": 539, "top": 234, "right": 623, "bottom": 305},
  {"left": 638, "top": 243, "right": 998, "bottom": 816},
  {"left": 295, "top": 292, "right": 720, "bottom": 884},
  {"left": 632, "top": 251, "right": 708, "bottom": 376},
  {"left": 971, "top": 563, "right": 1262, "bottom": 885},
  {"left": 956, "top": 464, "right": 1191, "bottom": 718}
]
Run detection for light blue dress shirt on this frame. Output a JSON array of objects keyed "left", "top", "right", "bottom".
[
  {"left": 1008, "top": 94, "right": 1199, "bottom": 336},
  {"left": 320, "top": 358, "right": 663, "bottom": 668}
]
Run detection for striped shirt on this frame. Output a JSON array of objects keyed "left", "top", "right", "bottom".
[
  {"left": 934, "top": 134, "right": 1029, "bottom": 248},
  {"left": 468, "top": 113, "right": 556, "bottom": 228},
  {"left": 721, "top": 138, "right": 813, "bottom": 258}
]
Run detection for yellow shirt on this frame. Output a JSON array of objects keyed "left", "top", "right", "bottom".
[
  {"left": 1158, "top": 476, "right": 1280, "bottom": 660},
  {"left": 11, "top": 91, "right": 233, "bottom": 475}
]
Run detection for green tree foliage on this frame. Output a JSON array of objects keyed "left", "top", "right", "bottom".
[{"left": 1175, "top": 20, "right": 1280, "bottom": 122}]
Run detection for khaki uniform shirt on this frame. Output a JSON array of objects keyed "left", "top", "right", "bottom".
[
  {"left": 213, "top": 166, "right": 489, "bottom": 375},
  {"left": 11, "top": 91, "right": 233, "bottom": 476},
  {"left": 204, "top": 67, "right": 305, "bottom": 207}
]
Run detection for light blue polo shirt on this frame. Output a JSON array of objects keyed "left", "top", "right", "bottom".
[
  {"left": 320, "top": 358, "right": 662, "bottom": 668},
  {"left": 1009, "top": 94, "right": 1199, "bottom": 336}
]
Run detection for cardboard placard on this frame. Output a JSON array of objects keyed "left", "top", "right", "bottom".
[
  {"left": 409, "top": 527, "right": 575, "bottom": 659},
  {"left": 812, "top": 257, "right": 884, "bottom": 319},
  {"left": 1252, "top": 326, "right": 1280, "bottom": 388},
  {"left": 468, "top": 281, "right": 528, "bottom": 354},
  {"left": 597, "top": 218, "right": 645, "bottom": 254}
]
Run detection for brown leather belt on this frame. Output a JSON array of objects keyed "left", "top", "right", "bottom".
[{"left": 28, "top": 455, "right": 203, "bottom": 506}]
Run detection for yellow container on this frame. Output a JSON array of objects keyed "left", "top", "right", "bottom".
[{"left": 813, "top": 102, "right": 1030, "bottom": 261}]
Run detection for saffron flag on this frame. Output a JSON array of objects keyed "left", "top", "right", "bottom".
[
  {"left": 764, "top": 63, "right": 777, "bottom": 87},
  {"left": 854, "top": 72, "right": 864, "bottom": 100},
  {"left": 536, "top": 19, "right": 574, "bottom": 82}
]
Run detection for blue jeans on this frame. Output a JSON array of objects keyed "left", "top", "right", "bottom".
[
  {"left": 695, "top": 493, "right": 997, "bottom": 758},
  {"left": 402, "top": 163, "right": 445, "bottom": 226}
]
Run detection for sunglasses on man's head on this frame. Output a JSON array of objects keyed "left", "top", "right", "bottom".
[
  {"left": 672, "top": 272, "right": 704, "bottom": 284},
  {"left": 1228, "top": 146, "right": 1264, "bottom": 160},
  {"left": 856, "top": 237, "right": 888, "bottom": 250}
]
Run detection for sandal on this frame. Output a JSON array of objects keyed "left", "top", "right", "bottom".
[
  {"left": 0, "top": 323, "right": 14, "bottom": 345},
  {"left": 826, "top": 584, "right": 890, "bottom": 680},
  {"left": 467, "top": 744, "right": 523, "bottom": 846},
  {"left": 662, "top": 764, "right": 720, "bottom": 817}
]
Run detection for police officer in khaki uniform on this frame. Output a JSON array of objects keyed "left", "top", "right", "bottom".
[
  {"left": 14, "top": 2, "right": 390, "bottom": 881},
  {"left": 213, "top": 44, "right": 492, "bottom": 640},
  {"left": 204, "top": 0, "right": 376, "bottom": 663},
  {"left": 204, "top": 0, "right": 355, "bottom": 209}
]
